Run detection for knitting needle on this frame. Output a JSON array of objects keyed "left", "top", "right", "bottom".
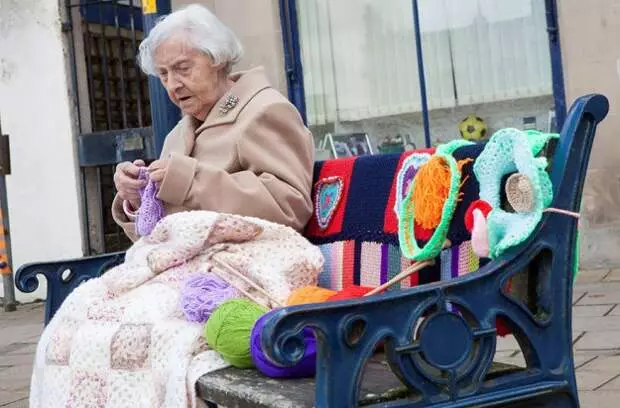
[
  {"left": 211, "top": 257, "right": 284, "bottom": 308},
  {"left": 363, "top": 240, "right": 451, "bottom": 297},
  {"left": 363, "top": 259, "right": 434, "bottom": 297},
  {"left": 215, "top": 271, "right": 271, "bottom": 309}
]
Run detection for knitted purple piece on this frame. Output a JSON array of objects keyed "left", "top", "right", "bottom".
[
  {"left": 250, "top": 310, "right": 317, "bottom": 378},
  {"left": 179, "top": 273, "right": 239, "bottom": 323},
  {"left": 136, "top": 167, "right": 165, "bottom": 236}
]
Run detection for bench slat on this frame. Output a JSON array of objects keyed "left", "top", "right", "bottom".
[{"left": 196, "top": 357, "right": 521, "bottom": 407}]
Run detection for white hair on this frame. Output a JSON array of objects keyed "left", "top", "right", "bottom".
[{"left": 138, "top": 4, "right": 243, "bottom": 76}]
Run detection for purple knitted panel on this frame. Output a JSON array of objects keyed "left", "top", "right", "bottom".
[{"left": 136, "top": 167, "right": 165, "bottom": 236}]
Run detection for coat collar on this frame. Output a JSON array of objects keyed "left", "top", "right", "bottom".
[
  {"left": 194, "top": 66, "right": 271, "bottom": 133},
  {"left": 176, "top": 66, "right": 271, "bottom": 154}
]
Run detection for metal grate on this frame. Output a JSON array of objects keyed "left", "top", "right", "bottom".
[{"left": 65, "top": 0, "right": 153, "bottom": 254}]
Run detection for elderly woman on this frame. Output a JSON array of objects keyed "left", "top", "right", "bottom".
[{"left": 113, "top": 4, "right": 314, "bottom": 241}]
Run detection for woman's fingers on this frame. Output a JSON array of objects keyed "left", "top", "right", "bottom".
[
  {"left": 120, "top": 161, "right": 143, "bottom": 178},
  {"left": 114, "top": 161, "right": 147, "bottom": 195},
  {"left": 117, "top": 189, "right": 140, "bottom": 202},
  {"left": 149, "top": 169, "right": 166, "bottom": 183}
]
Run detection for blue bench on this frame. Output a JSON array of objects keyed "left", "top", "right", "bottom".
[{"left": 17, "top": 94, "right": 608, "bottom": 407}]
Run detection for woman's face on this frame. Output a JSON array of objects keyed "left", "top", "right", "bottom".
[{"left": 154, "top": 35, "right": 226, "bottom": 120}]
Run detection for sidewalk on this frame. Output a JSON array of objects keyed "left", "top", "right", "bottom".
[
  {"left": 0, "top": 301, "right": 43, "bottom": 407},
  {"left": 1, "top": 269, "right": 620, "bottom": 407}
]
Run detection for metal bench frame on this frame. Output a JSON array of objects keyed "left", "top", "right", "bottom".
[{"left": 17, "top": 94, "right": 609, "bottom": 407}]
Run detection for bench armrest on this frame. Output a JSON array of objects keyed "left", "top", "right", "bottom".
[
  {"left": 15, "top": 252, "right": 125, "bottom": 324},
  {"left": 260, "top": 248, "right": 571, "bottom": 407},
  {"left": 259, "top": 94, "right": 609, "bottom": 407}
]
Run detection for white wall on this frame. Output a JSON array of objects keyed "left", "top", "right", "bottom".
[
  {"left": 0, "top": 0, "right": 84, "bottom": 301},
  {"left": 558, "top": 0, "right": 620, "bottom": 269}
]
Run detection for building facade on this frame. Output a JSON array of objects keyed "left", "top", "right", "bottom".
[{"left": 0, "top": 0, "right": 618, "bottom": 301}]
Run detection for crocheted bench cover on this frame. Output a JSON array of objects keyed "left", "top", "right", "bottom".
[{"left": 304, "top": 130, "right": 557, "bottom": 292}]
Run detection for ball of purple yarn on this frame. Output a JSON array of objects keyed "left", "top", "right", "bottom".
[
  {"left": 179, "top": 273, "right": 238, "bottom": 323},
  {"left": 250, "top": 310, "right": 316, "bottom": 378}
]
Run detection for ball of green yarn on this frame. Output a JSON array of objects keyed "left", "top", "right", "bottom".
[{"left": 205, "top": 298, "right": 268, "bottom": 368}]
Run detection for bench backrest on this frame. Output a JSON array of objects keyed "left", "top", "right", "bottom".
[{"left": 303, "top": 144, "right": 490, "bottom": 292}]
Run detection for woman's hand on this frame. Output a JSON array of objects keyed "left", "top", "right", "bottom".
[
  {"left": 114, "top": 159, "right": 146, "bottom": 208},
  {"left": 148, "top": 159, "right": 170, "bottom": 183}
]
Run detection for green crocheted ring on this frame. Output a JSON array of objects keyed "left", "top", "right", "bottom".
[
  {"left": 398, "top": 140, "right": 469, "bottom": 261},
  {"left": 473, "top": 128, "right": 554, "bottom": 259},
  {"left": 525, "top": 130, "right": 559, "bottom": 156}
]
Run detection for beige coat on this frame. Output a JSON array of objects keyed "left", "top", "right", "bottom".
[{"left": 112, "top": 67, "right": 314, "bottom": 242}]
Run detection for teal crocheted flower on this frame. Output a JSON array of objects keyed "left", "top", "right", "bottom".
[{"left": 473, "top": 128, "right": 553, "bottom": 258}]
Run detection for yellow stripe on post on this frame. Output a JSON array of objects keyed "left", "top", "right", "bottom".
[
  {"left": 0, "top": 208, "right": 9, "bottom": 275},
  {"left": 142, "top": 0, "right": 157, "bottom": 14}
]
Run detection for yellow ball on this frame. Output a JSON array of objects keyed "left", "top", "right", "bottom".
[{"left": 459, "top": 115, "right": 488, "bottom": 141}]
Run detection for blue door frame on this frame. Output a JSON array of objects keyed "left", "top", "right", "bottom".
[
  {"left": 142, "top": 0, "right": 181, "bottom": 156},
  {"left": 278, "top": 0, "right": 568, "bottom": 147}
]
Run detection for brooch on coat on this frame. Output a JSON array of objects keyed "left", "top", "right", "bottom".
[{"left": 219, "top": 94, "right": 239, "bottom": 116}]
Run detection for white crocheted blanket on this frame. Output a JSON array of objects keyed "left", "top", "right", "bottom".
[{"left": 29, "top": 211, "right": 324, "bottom": 408}]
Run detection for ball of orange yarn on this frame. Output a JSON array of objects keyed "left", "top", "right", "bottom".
[
  {"left": 287, "top": 286, "right": 337, "bottom": 306},
  {"left": 327, "top": 286, "right": 374, "bottom": 301}
]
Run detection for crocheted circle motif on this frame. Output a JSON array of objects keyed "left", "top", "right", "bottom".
[
  {"left": 473, "top": 128, "right": 554, "bottom": 259},
  {"left": 399, "top": 151, "right": 461, "bottom": 261},
  {"left": 314, "top": 176, "right": 344, "bottom": 230},
  {"left": 505, "top": 173, "right": 534, "bottom": 213},
  {"left": 394, "top": 152, "right": 432, "bottom": 219}
]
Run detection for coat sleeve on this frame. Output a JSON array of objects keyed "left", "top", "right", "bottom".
[{"left": 156, "top": 101, "right": 315, "bottom": 231}]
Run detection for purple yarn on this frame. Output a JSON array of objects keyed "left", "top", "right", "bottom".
[
  {"left": 136, "top": 167, "right": 165, "bottom": 236},
  {"left": 250, "top": 310, "right": 316, "bottom": 378},
  {"left": 179, "top": 273, "right": 239, "bottom": 323}
]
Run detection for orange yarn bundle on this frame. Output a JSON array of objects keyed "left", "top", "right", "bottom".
[
  {"left": 412, "top": 156, "right": 452, "bottom": 230},
  {"left": 287, "top": 286, "right": 337, "bottom": 306},
  {"left": 412, "top": 156, "right": 474, "bottom": 230}
]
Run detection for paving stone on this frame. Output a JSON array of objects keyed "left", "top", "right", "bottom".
[
  {"left": 5, "top": 342, "right": 37, "bottom": 357},
  {"left": 577, "top": 289, "right": 620, "bottom": 306},
  {"left": 574, "top": 282, "right": 620, "bottom": 293},
  {"left": 576, "top": 269, "right": 609, "bottom": 284},
  {"left": 0, "top": 325, "right": 42, "bottom": 350},
  {"left": 573, "top": 305, "right": 615, "bottom": 317},
  {"left": 579, "top": 355, "right": 620, "bottom": 373},
  {"left": 0, "top": 365, "right": 33, "bottom": 393},
  {"left": 0, "top": 354, "right": 34, "bottom": 369},
  {"left": 600, "top": 375, "right": 620, "bottom": 390},
  {"left": 573, "top": 352, "right": 600, "bottom": 369},
  {"left": 2, "top": 398, "right": 29, "bottom": 408},
  {"left": 573, "top": 316, "right": 620, "bottom": 331},
  {"left": 573, "top": 291, "right": 587, "bottom": 305},
  {"left": 579, "top": 390, "right": 620, "bottom": 407},
  {"left": 0, "top": 390, "right": 28, "bottom": 407},
  {"left": 576, "top": 370, "right": 616, "bottom": 391},
  {"left": 603, "top": 269, "right": 620, "bottom": 282},
  {"left": 574, "top": 331, "right": 620, "bottom": 351},
  {"left": 496, "top": 335, "right": 521, "bottom": 352}
]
